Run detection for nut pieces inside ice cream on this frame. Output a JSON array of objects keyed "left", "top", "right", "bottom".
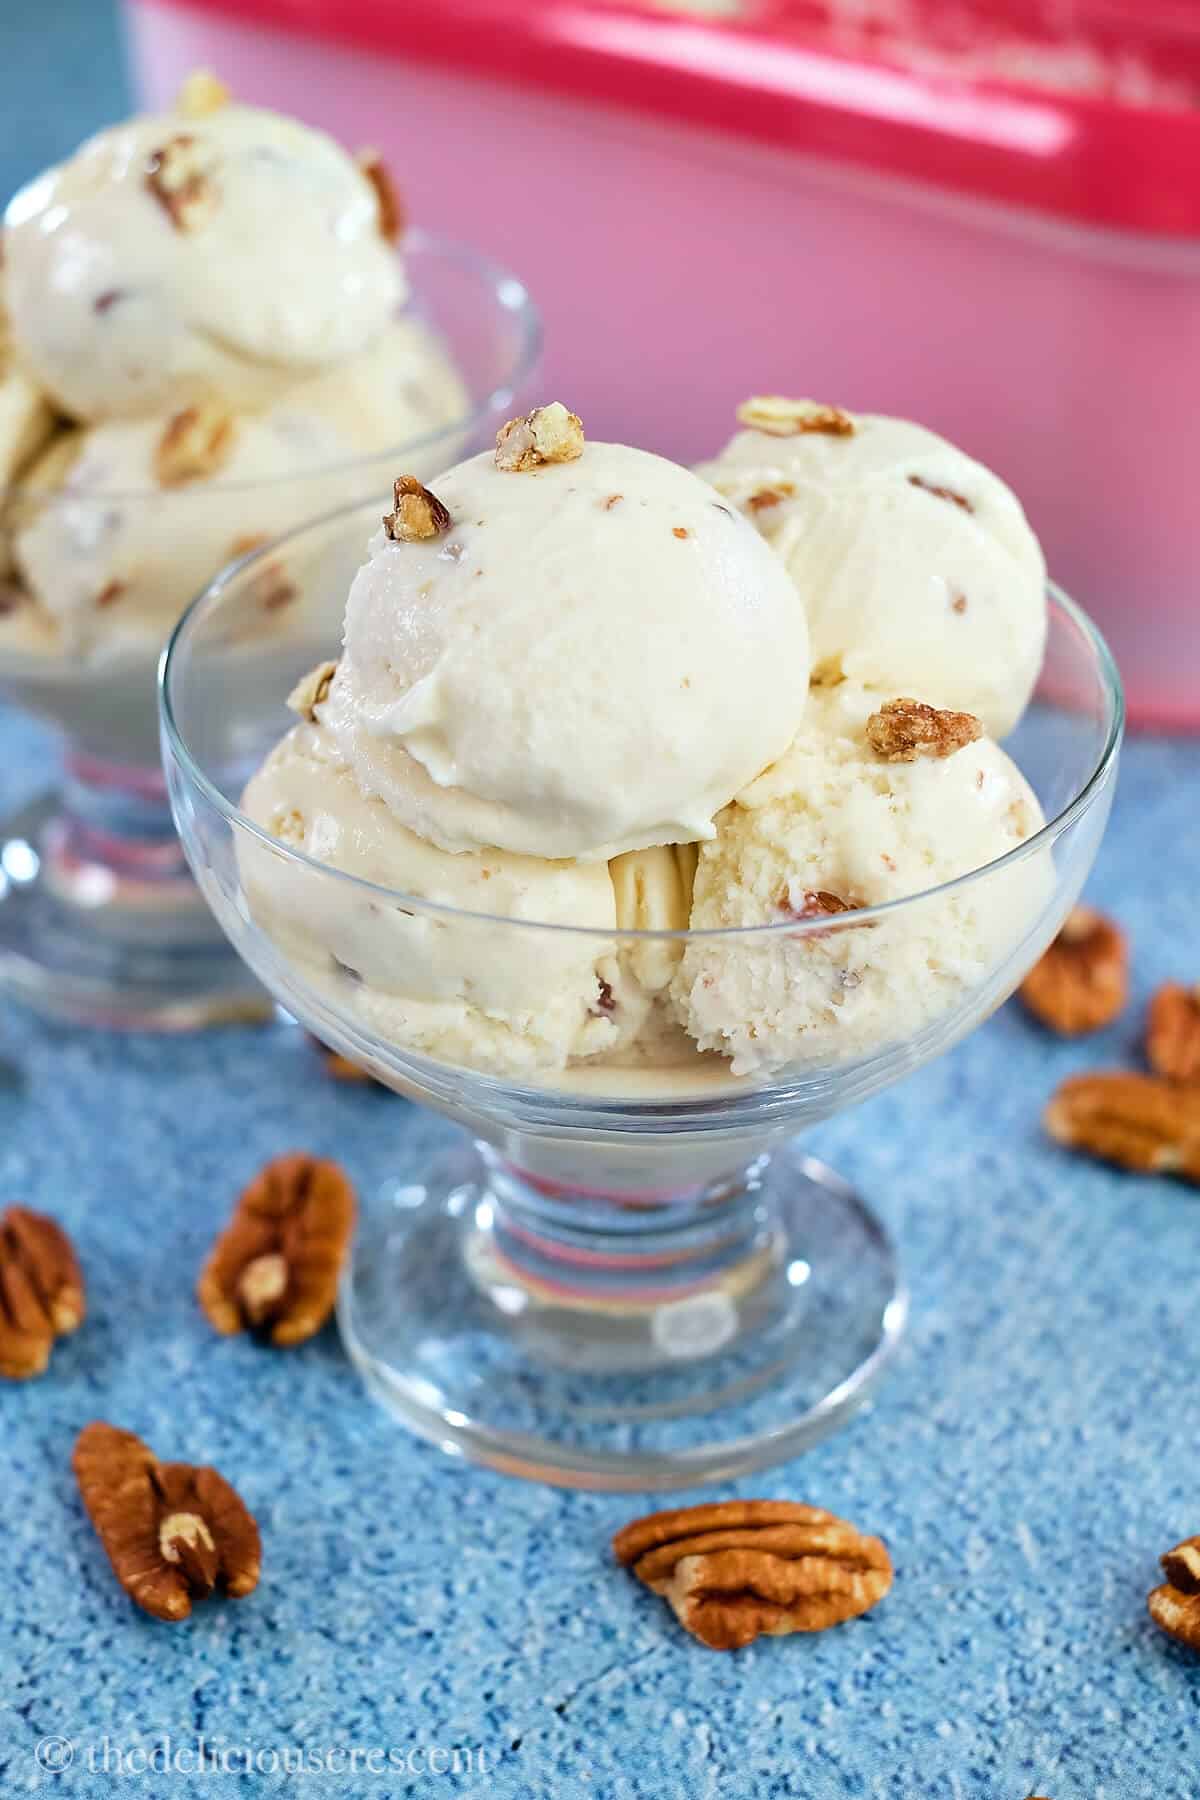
[{"left": 237, "top": 394, "right": 1054, "bottom": 1088}]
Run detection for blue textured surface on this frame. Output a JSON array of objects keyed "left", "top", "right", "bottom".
[
  {"left": 1, "top": 722, "right": 1198, "bottom": 1800},
  {"left": 2, "top": 12, "right": 1200, "bottom": 1797}
]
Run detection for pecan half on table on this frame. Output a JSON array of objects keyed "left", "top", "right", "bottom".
[
  {"left": 1149, "top": 1534, "right": 1200, "bottom": 1652},
  {"left": 1146, "top": 983, "right": 1200, "bottom": 1082},
  {"left": 1019, "top": 907, "right": 1128, "bottom": 1035},
  {"left": 73, "top": 1423, "right": 260, "bottom": 1622},
  {"left": 198, "top": 1153, "right": 356, "bottom": 1346},
  {"left": 1044, "top": 1072, "right": 1200, "bottom": 1184},
  {"left": 614, "top": 1500, "right": 893, "bottom": 1650},
  {"left": 0, "top": 1206, "right": 85, "bottom": 1379}
]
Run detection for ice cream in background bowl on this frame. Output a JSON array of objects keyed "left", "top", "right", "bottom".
[
  {"left": 0, "top": 72, "right": 541, "bottom": 1027},
  {"left": 161, "top": 399, "right": 1123, "bottom": 1487}
]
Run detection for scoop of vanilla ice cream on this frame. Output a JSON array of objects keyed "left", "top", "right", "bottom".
[
  {"left": 321, "top": 435, "right": 810, "bottom": 862},
  {"left": 284, "top": 319, "right": 469, "bottom": 458},
  {"left": 3, "top": 102, "right": 404, "bottom": 421},
  {"left": 7, "top": 407, "right": 367, "bottom": 655},
  {"left": 673, "top": 682, "right": 1050, "bottom": 1075},
  {"left": 698, "top": 404, "right": 1046, "bottom": 739},
  {"left": 240, "top": 722, "right": 627, "bottom": 1076}
]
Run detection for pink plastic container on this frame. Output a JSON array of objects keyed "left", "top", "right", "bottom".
[{"left": 125, "top": 0, "right": 1200, "bottom": 728}]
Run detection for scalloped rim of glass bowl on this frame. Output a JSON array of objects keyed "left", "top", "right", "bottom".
[
  {"left": 161, "top": 569, "right": 1124, "bottom": 947},
  {"left": 0, "top": 231, "right": 543, "bottom": 504}
]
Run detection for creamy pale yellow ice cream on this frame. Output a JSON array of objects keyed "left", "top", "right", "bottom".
[
  {"left": 241, "top": 720, "right": 630, "bottom": 1077},
  {"left": 3, "top": 101, "right": 404, "bottom": 421},
  {"left": 698, "top": 398, "right": 1046, "bottom": 739},
  {"left": 0, "top": 79, "right": 468, "bottom": 759},
  {"left": 321, "top": 422, "right": 810, "bottom": 862},
  {"left": 673, "top": 681, "right": 1049, "bottom": 1075},
  {"left": 236, "top": 401, "right": 1056, "bottom": 1091}
]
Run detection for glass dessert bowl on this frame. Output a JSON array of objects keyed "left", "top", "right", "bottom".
[
  {"left": 160, "top": 497, "right": 1122, "bottom": 1490},
  {"left": 0, "top": 234, "right": 539, "bottom": 1028}
]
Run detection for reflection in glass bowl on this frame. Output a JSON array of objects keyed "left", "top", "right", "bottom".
[{"left": 161, "top": 503, "right": 1122, "bottom": 1488}]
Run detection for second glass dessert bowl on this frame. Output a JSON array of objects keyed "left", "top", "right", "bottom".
[
  {"left": 0, "top": 235, "right": 540, "bottom": 1028},
  {"left": 161, "top": 503, "right": 1122, "bottom": 1489}
]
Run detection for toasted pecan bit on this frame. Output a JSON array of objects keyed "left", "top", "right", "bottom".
[
  {"left": 197, "top": 1153, "right": 356, "bottom": 1346},
  {"left": 145, "top": 134, "right": 219, "bottom": 231},
  {"left": 494, "top": 403, "right": 584, "bottom": 471},
  {"left": 155, "top": 402, "right": 236, "bottom": 486},
  {"left": 1019, "top": 907, "right": 1128, "bottom": 1036},
  {"left": 383, "top": 474, "right": 452, "bottom": 542},
  {"left": 357, "top": 149, "right": 404, "bottom": 244},
  {"left": 908, "top": 473, "right": 973, "bottom": 513},
  {"left": 951, "top": 592, "right": 968, "bottom": 614},
  {"left": 865, "top": 697, "right": 983, "bottom": 762},
  {"left": 781, "top": 888, "right": 857, "bottom": 920},
  {"left": 73, "top": 1422, "right": 260, "bottom": 1622},
  {"left": 287, "top": 660, "right": 338, "bottom": 723},
  {"left": 95, "top": 580, "right": 126, "bottom": 610},
  {"left": 0, "top": 1207, "right": 86, "bottom": 1380},
  {"left": 736, "top": 396, "right": 854, "bottom": 438},
  {"left": 747, "top": 484, "right": 794, "bottom": 512},
  {"left": 602, "top": 493, "right": 623, "bottom": 511},
  {"left": 1150, "top": 1537, "right": 1200, "bottom": 1650},
  {"left": 175, "top": 69, "right": 231, "bottom": 117},
  {"left": 1162, "top": 1536, "right": 1200, "bottom": 1596},
  {"left": 1044, "top": 1072, "right": 1200, "bottom": 1183},
  {"left": 595, "top": 978, "right": 616, "bottom": 1015},
  {"left": 229, "top": 533, "right": 269, "bottom": 559},
  {"left": 614, "top": 1500, "right": 892, "bottom": 1651},
  {"left": 1146, "top": 983, "right": 1200, "bottom": 1082}
]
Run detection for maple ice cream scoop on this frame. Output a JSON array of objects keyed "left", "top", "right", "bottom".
[
  {"left": 3, "top": 94, "right": 404, "bottom": 421},
  {"left": 698, "top": 399, "right": 1047, "bottom": 739},
  {"left": 240, "top": 717, "right": 629, "bottom": 1077},
  {"left": 320, "top": 406, "right": 811, "bottom": 863},
  {"left": 673, "top": 681, "right": 1050, "bottom": 1075}
]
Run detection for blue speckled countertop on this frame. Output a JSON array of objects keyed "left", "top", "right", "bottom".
[
  {"left": 2, "top": 13, "right": 1199, "bottom": 1796},
  {"left": 2, "top": 724, "right": 1198, "bottom": 1800}
]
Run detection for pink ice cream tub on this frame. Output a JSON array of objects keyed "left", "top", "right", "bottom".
[{"left": 125, "top": 0, "right": 1200, "bottom": 728}]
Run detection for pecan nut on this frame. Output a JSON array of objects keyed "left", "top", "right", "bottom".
[
  {"left": 0, "top": 1207, "right": 85, "bottom": 1379},
  {"left": 1146, "top": 983, "right": 1200, "bottom": 1083},
  {"left": 175, "top": 69, "right": 231, "bottom": 117},
  {"left": 613, "top": 1500, "right": 892, "bottom": 1651},
  {"left": 308, "top": 1033, "right": 379, "bottom": 1086},
  {"left": 907, "top": 473, "right": 973, "bottom": 513},
  {"left": 287, "top": 661, "right": 338, "bottom": 724},
  {"left": 357, "top": 149, "right": 404, "bottom": 243},
  {"left": 73, "top": 1422, "right": 260, "bottom": 1622},
  {"left": 1149, "top": 1536, "right": 1200, "bottom": 1651},
  {"left": 494, "top": 403, "right": 584, "bottom": 471},
  {"left": 1019, "top": 907, "right": 1128, "bottom": 1035},
  {"left": 383, "top": 474, "right": 452, "bottom": 542},
  {"left": 145, "top": 134, "right": 219, "bottom": 231},
  {"left": 1044, "top": 1072, "right": 1200, "bottom": 1183},
  {"left": 155, "top": 402, "right": 236, "bottom": 487},
  {"left": 197, "top": 1153, "right": 356, "bottom": 1346},
  {"left": 865, "top": 697, "right": 982, "bottom": 762},
  {"left": 735, "top": 396, "right": 854, "bottom": 438}
]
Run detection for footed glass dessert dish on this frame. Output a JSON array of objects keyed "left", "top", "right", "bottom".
[
  {"left": 0, "top": 236, "right": 539, "bottom": 1028},
  {"left": 160, "top": 499, "right": 1122, "bottom": 1488}
]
